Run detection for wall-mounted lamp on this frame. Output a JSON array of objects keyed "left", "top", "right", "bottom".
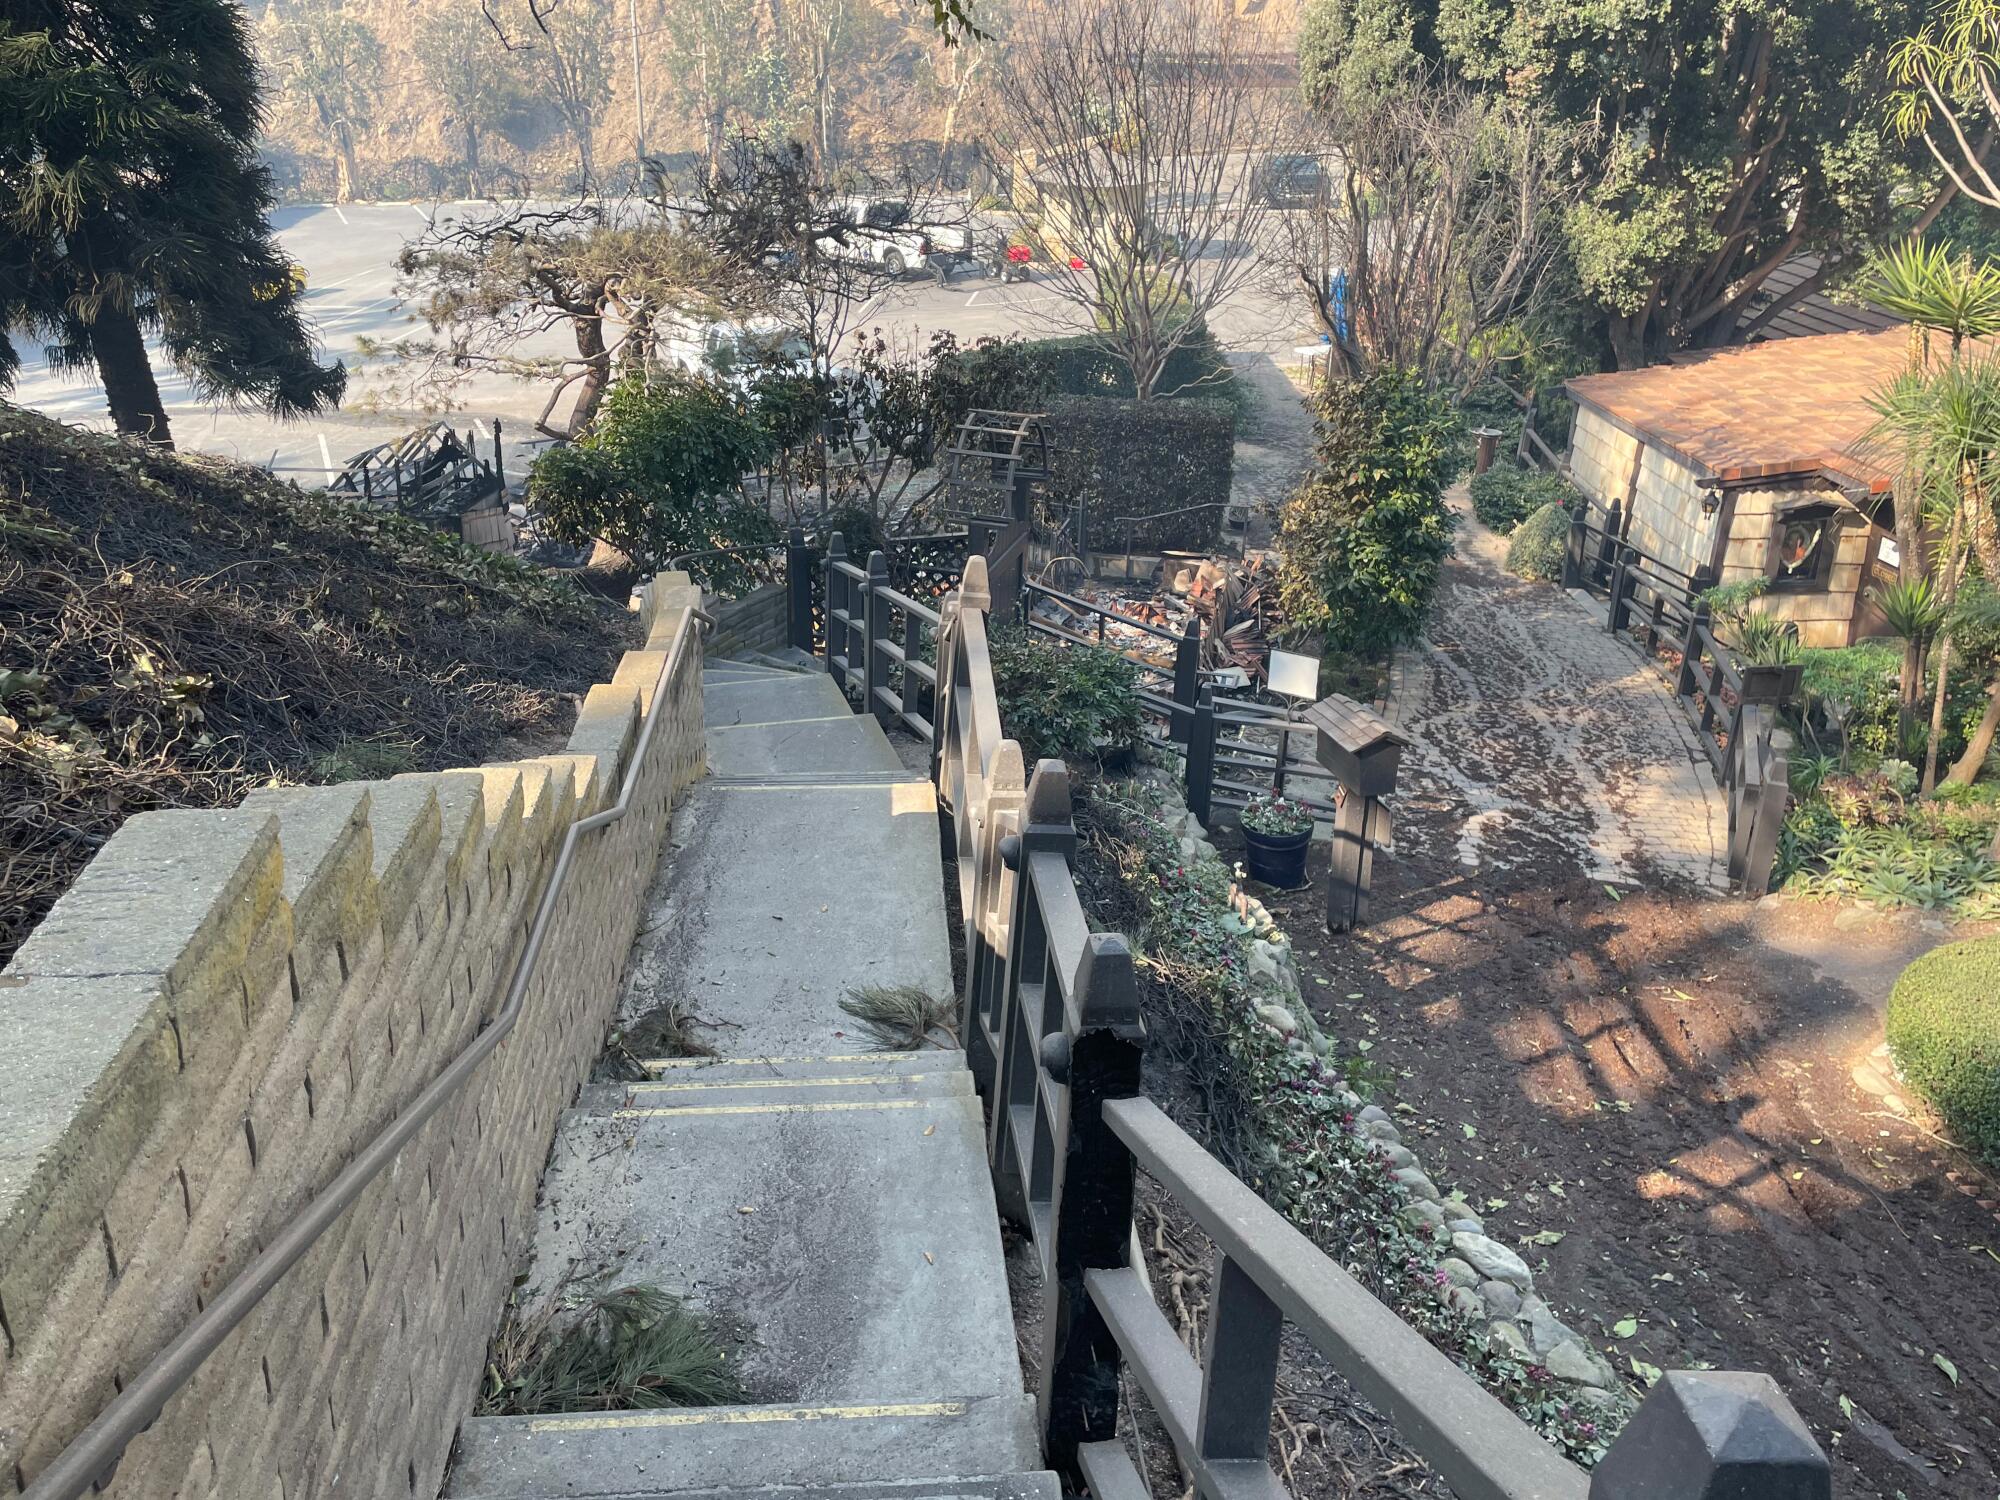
[{"left": 1698, "top": 479, "right": 1724, "bottom": 518}]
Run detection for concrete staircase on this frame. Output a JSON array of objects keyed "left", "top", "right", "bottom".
[{"left": 446, "top": 657, "right": 1053, "bottom": 1500}]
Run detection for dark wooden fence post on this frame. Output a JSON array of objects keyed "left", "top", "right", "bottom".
[
  {"left": 1591, "top": 1371, "right": 1829, "bottom": 1500},
  {"left": 825, "top": 532, "right": 847, "bottom": 684},
  {"left": 863, "top": 549, "right": 892, "bottom": 725},
  {"left": 1185, "top": 684, "right": 1216, "bottom": 827},
  {"left": 1170, "top": 618, "right": 1202, "bottom": 743},
  {"left": 1606, "top": 546, "right": 1635, "bottom": 635},
  {"left": 786, "top": 527, "right": 815, "bottom": 654},
  {"left": 1596, "top": 499, "right": 1623, "bottom": 585},
  {"left": 1675, "top": 603, "right": 1710, "bottom": 701},
  {"left": 1562, "top": 507, "right": 1587, "bottom": 590},
  {"left": 1038, "top": 929, "right": 1145, "bottom": 1474}
]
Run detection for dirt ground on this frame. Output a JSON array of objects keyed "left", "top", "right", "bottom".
[{"left": 1246, "top": 834, "right": 2000, "bottom": 1498}]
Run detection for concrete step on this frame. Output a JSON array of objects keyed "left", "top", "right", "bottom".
[
  {"left": 446, "top": 1393, "right": 1050, "bottom": 1500},
  {"left": 636, "top": 1051, "right": 970, "bottom": 1081},
  {"left": 516, "top": 1087, "right": 1022, "bottom": 1408},
  {"left": 739, "top": 649, "right": 819, "bottom": 674},
  {"left": 705, "top": 715, "right": 902, "bottom": 779},
  {"left": 704, "top": 663, "right": 801, "bottom": 683},
  {"left": 623, "top": 780, "right": 952, "bottom": 1056},
  {"left": 574, "top": 1067, "right": 972, "bottom": 1113},
  {"left": 702, "top": 674, "right": 854, "bottom": 728}
]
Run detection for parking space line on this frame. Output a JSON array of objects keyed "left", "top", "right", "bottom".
[{"left": 332, "top": 205, "right": 348, "bottom": 225}]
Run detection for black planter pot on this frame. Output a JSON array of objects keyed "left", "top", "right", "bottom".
[{"left": 1242, "top": 824, "right": 1311, "bottom": 889}]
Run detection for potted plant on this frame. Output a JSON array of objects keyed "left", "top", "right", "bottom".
[{"left": 1240, "top": 793, "right": 1315, "bottom": 888}]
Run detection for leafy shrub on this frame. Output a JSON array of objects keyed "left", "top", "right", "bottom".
[
  {"left": 1798, "top": 639, "right": 1991, "bottom": 764},
  {"left": 1779, "top": 772, "right": 2000, "bottom": 916},
  {"left": 529, "top": 372, "right": 774, "bottom": 570},
  {"left": 1505, "top": 501, "right": 1570, "bottom": 582},
  {"left": 1468, "top": 465, "right": 1579, "bottom": 534},
  {"left": 1047, "top": 396, "right": 1236, "bottom": 554},
  {"left": 1276, "top": 367, "right": 1459, "bottom": 653},
  {"left": 987, "top": 629, "right": 1144, "bottom": 765},
  {"left": 1886, "top": 937, "right": 2000, "bottom": 1164}
]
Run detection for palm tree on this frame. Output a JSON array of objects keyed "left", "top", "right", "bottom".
[
  {"left": 0, "top": 0, "right": 345, "bottom": 446},
  {"left": 1857, "top": 242, "right": 2000, "bottom": 787}
]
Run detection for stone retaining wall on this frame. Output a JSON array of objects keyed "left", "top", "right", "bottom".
[{"left": 0, "top": 575, "right": 707, "bottom": 1499}]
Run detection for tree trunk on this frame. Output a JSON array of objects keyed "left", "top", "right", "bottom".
[
  {"left": 1924, "top": 633, "right": 1954, "bottom": 790},
  {"left": 92, "top": 301, "right": 172, "bottom": 447},
  {"left": 334, "top": 122, "right": 360, "bottom": 203},
  {"left": 566, "top": 313, "right": 611, "bottom": 436},
  {"left": 1947, "top": 678, "right": 2000, "bottom": 784},
  {"left": 465, "top": 124, "right": 483, "bottom": 198}
]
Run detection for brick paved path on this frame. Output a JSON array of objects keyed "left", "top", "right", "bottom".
[{"left": 1385, "top": 498, "right": 1727, "bottom": 890}]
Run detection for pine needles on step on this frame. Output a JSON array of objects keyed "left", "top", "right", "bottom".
[
  {"left": 839, "top": 985, "right": 958, "bottom": 1050},
  {"left": 481, "top": 1282, "right": 742, "bottom": 1415}
]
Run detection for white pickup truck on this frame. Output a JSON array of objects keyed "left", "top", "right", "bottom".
[{"left": 820, "top": 195, "right": 972, "bottom": 278}]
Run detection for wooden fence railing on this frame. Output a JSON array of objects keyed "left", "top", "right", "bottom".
[
  {"left": 1020, "top": 581, "right": 1342, "bottom": 821},
  {"left": 927, "top": 555, "right": 1832, "bottom": 1500},
  {"left": 1561, "top": 503, "right": 1795, "bottom": 896}
]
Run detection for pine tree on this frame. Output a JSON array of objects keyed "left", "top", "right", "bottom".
[{"left": 0, "top": 0, "right": 345, "bottom": 446}]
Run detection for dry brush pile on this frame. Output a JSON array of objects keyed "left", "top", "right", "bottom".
[{"left": 0, "top": 404, "right": 631, "bottom": 965}]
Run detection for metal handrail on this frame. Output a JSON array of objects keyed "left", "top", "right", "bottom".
[{"left": 22, "top": 598, "right": 714, "bottom": 1500}]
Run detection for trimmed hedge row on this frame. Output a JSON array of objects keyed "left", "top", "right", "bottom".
[
  {"left": 1046, "top": 395, "right": 1236, "bottom": 554},
  {"left": 1886, "top": 936, "right": 2000, "bottom": 1164}
]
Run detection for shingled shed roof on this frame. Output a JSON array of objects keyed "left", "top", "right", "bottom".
[{"left": 1565, "top": 326, "right": 1914, "bottom": 495}]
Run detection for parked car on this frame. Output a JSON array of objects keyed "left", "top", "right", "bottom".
[
  {"left": 1251, "top": 154, "right": 1327, "bottom": 208},
  {"left": 821, "top": 196, "right": 973, "bottom": 278},
  {"left": 659, "top": 315, "right": 809, "bottom": 384}
]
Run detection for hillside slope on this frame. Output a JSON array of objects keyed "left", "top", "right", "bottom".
[{"left": 0, "top": 404, "right": 632, "bottom": 965}]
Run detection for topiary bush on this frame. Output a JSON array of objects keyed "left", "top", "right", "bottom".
[
  {"left": 1276, "top": 367, "right": 1459, "bottom": 654},
  {"left": 1886, "top": 936, "right": 2000, "bottom": 1163},
  {"left": 1469, "top": 465, "right": 1581, "bottom": 534},
  {"left": 1505, "top": 501, "right": 1570, "bottom": 582}
]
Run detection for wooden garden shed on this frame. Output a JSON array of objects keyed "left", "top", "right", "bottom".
[{"left": 1564, "top": 328, "right": 1914, "bottom": 648}]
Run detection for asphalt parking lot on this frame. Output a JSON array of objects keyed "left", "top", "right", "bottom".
[{"left": 7, "top": 199, "right": 1303, "bottom": 481}]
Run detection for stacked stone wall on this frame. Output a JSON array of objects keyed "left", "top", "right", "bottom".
[{"left": 0, "top": 575, "right": 707, "bottom": 1499}]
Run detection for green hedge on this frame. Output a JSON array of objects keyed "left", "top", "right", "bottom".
[
  {"left": 1469, "top": 464, "right": 1582, "bottom": 534},
  {"left": 1886, "top": 937, "right": 2000, "bottom": 1163},
  {"left": 939, "top": 329, "right": 1237, "bottom": 410},
  {"left": 1506, "top": 502, "right": 1571, "bottom": 582},
  {"left": 1047, "top": 395, "right": 1236, "bottom": 553}
]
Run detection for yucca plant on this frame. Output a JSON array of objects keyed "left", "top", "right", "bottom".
[
  {"left": 1731, "top": 610, "right": 1802, "bottom": 667},
  {"left": 1854, "top": 241, "right": 2000, "bottom": 350}
]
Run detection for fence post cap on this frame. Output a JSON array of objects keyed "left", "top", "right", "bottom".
[
  {"left": 991, "top": 738, "right": 1026, "bottom": 793},
  {"left": 959, "top": 555, "right": 992, "bottom": 612},
  {"left": 1590, "top": 1371, "right": 1829, "bottom": 1500},
  {"left": 1073, "top": 931, "right": 1144, "bottom": 1034},
  {"left": 1024, "top": 758, "right": 1073, "bottom": 825},
  {"left": 828, "top": 531, "right": 848, "bottom": 558},
  {"left": 788, "top": 525, "right": 806, "bottom": 545},
  {"left": 867, "top": 548, "right": 890, "bottom": 580}
]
